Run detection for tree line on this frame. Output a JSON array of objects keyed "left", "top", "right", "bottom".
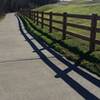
[{"left": 0, "top": 0, "right": 59, "bottom": 13}]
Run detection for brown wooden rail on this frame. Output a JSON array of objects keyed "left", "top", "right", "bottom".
[{"left": 19, "top": 10, "right": 100, "bottom": 52}]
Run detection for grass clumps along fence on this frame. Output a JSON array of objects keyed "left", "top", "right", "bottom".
[
  {"left": 19, "top": 1, "right": 100, "bottom": 77},
  {"left": 19, "top": 15, "right": 100, "bottom": 77}
]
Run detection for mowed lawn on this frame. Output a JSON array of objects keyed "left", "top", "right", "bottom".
[
  {"left": 21, "top": 0, "right": 100, "bottom": 76},
  {"left": 36, "top": 2, "right": 100, "bottom": 39}
]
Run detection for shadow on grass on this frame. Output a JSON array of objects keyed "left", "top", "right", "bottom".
[
  {"left": 17, "top": 16, "right": 100, "bottom": 100},
  {"left": 25, "top": 17, "right": 100, "bottom": 64},
  {"left": 18, "top": 15, "right": 100, "bottom": 83},
  {"left": 0, "top": 14, "right": 6, "bottom": 21},
  {"left": 19, "top": 15, "right": 100, "bottom": 76}
]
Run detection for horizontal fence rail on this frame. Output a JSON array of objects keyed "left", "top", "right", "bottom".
[{"left": 19, "top": 10, "right": 100, "bottom": 52}]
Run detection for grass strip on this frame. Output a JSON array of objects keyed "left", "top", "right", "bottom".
[{"left": 19, "top": 15, "right": 100, "bottom": 77}]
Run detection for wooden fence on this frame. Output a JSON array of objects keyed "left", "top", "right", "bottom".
[{"left": 19, "top": 10, "right": 100, "bottom": 52}]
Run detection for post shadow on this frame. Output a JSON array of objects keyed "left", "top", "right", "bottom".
[
  {"left": 17, "top": 16, "right": 100, "bottom": 100},
  {"left": 18, "top": 15, "right": 100, "bottom": 88}
]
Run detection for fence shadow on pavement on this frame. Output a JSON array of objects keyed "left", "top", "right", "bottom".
[{"left": 17, "top": 16, "right": 100, "bottom": 100}]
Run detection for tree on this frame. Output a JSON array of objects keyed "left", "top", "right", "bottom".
[{"left": 0, "top": 0, "right": 59, "bottom": 12}]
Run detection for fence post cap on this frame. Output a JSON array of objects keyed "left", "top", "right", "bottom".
[
  {"left": 63, "top": 12, "right": 67, "bottom": 17},
  {"left": 92, "top": 13, "right": 98, "bottom": 16},
  {"left": 49, "top": 12, "right": 52, "bottom": 14},
  {"left": 63, "top": 12, "right": 67, "bottom": 14}
]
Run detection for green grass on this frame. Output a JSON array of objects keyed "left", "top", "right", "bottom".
[
  {"left": 36, "top": 2, "right": 100, "bottom": 40},
  {"left": 36, "top": 0, "right": 100, "bottom": 14},
  {"left": 37, "top": 0, "right": 100, "bottom": 40},
  {"left": 20, "top": 0, "right": 100, "bottom": 76},
  {"left": 34, "top": 4, "right": 58, "bottom": 12},
  {"left": 47, "top": 4, "right": 100, "bottom": 15},
  {"left": 20, "top": 16, "right": 100, "bottom": 77},
  {"left": 0, "top": 14, "right": 5, "bottom": 21}
]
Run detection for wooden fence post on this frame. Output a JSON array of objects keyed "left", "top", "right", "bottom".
[
  {"left": 36, "top": 11, "right": 39, "bottom": 25},
  {"left": 29, "top": 10, "right": 32, "bottom": 19},
  {"left": 26, "top": 10, "right": 28, "bottom": 17},
  {"left": 49, "top": 12, "right": 53, "bottom": 33},
  {"left": 26, "top": 10, "right": 30, "bottom": 18},
  {"left": 31, "top": 11, "right": 33, "bottom": 19},
  {"left": 41, "top": 12, "right": 44, "bottom": 28},
  {"left": 62, "top": 12, "right": 67, "bottom": 40},
  {"left": 33, "top": 11, "right": 35, "bottom": 23},
  {"left": 89, "top": 14, "right": 97, "bottom": 52}
]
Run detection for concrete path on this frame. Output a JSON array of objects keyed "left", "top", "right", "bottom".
[{"left": 0, "top": 13, "right": 100, "bottom": 100}]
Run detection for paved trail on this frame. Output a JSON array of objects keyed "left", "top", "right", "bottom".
[{"left": 0, "top": 13, "right": 99, "bottom": 100}]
